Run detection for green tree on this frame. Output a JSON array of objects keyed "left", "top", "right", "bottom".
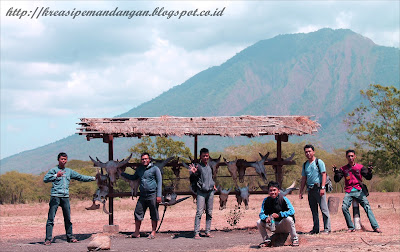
[
  {"left": 344, "top": 84, "right": 400, "bottom": 175},
  {"left": 129, "top": 136, "right": 192, "bottom": 160}
]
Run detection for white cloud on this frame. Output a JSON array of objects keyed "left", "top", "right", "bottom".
[{"left": 1, "top": 0, "right": 399, "bottom": 159}]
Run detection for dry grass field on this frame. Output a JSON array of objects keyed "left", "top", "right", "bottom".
[{"left": 0, "top": 192, "right": 399, "bottom": 251}]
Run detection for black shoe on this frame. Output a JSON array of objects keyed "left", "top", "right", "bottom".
[{"left": 309, "top": 230, "right": 319, "bottom": 235}]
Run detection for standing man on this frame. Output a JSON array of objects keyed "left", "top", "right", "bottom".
[
  {"left": 189, "top": 148, "right": 217, "bottom": 239},
  {"left": 257, "top": 181, "right": 299, "bottom": 247},
  {"left": 299, "top": 144, "right": 331, "bottom": 234},
  {"left": 43, "top": 152, "right": 96, "bottom": 246},
  {"left": 121, "top": 152, "right": 162, "bottom": 239},
  {"left": 333, "top": 150, "right": 381, "bottom": 233}
]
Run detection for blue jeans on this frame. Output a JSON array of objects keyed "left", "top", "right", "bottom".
[
  {"left": 342, "top": 190, "right": 379, "bottom": 230},
  {"left": 194, "top": 190, "right": 214, "bottom": 235},
  {"left": 45, "top": 197, "right": 73, "bottom": 241}
]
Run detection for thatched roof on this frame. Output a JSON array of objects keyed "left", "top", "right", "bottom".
[{"left": 77, "top": 115, "right": 319, "bottom": 140}]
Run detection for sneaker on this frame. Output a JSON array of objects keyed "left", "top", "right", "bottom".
[
  {"left": 374, "top": 228, "right": 382, "bottom": 233},
  {"left": 292, "top": 239, "right": 299, "bottom": 246},
  {"left": 259, "top": 239, "right": 271, "bottom": 248},
  {"left": 309, "top": 230, "right": 319, "bottom": 235},
  {"left": 44, "top": 240, "right": 51, "bottom": 246},
  {"left": 347, "top": 229, "right": 356, "bottom": 233},
  {"left": 321, "top": 230, "right": 331, "bottom": 234}
]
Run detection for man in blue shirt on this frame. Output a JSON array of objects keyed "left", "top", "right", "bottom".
[
  {"left": 299, "top": 144, "right": 331, "bottom": 234},
  {"left": 257, "top": 181, "right": 299, "bottom": 247},
  {"left": 121, "top": 152, "right": 162, "bottom": 239},
  {"left": 43, "top": 152, "right": 96, "bottom": 245}
]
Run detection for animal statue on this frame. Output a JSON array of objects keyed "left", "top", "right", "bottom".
[
  {"left": 169, "top": 157, "right": 182, "bottom": 178},
  {"left": 89, "top": 153, "right": 132, "bottom": 186},
  {"left": 235, "top": 185, "right": 250, "bottom": 210},
  {"left": 86, "top": 169, "right": 111, "bottom": 214},
  {"left": 267, "top": 152, "right": 295, "bottom": 184},
  {"left": 208, "top": 155, "right": 222, "bottom": 180},
  {"left": 223, "top": 157, "right": 238, "bottom": 183},
  {"left": 258, "top": 181, "right": 298, "bottom": 196},
  {"left": 152, "top": 156, "right": 175, "bottom": 174},
  {"left": 218, "top": 186, "right": 231, "bottom": 210},
  {"left": 242, "top": 152, "right": 270, "bottom": 182}
]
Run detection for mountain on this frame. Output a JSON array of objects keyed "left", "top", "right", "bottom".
[{"left": 1, "top": 28, "right": 399, "bottom": 175}]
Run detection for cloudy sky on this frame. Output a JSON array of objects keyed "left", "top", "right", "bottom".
[{"left": 1, "top": 0, "right": 399, "bottom": 159}]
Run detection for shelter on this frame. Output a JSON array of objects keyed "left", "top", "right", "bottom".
[{"left": 77, "top": 115, "right": 320, "bottom": 226}]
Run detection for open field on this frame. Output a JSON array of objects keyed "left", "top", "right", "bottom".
[{"left": 0, "top": 192, "right": 399, "bottom": 251}]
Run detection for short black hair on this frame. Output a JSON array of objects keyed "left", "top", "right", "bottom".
[
  {"left": 141, "top": 152, "right": 151, "bottom": 159},
  {"left": 267, "top": 181, "right": 280, "bottom": 190},
  {"left": 346, "top": 149, "right": 356, "bottom": 156},
  {"left": 304, "top": 144, "right": 315, "bottom": 151},
  {"left": 200, "top": 148, "right": 209, "bottom": 155},
  {"left": 57, "top": 152, "right": 68, "bottom": 160}
]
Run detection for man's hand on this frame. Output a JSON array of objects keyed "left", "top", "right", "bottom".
[
  {"left": 56, "top": 171, "right": 65, "bottom": 177},
  {"left": 299, "top": 192, "right": 303, "bottom": 199},
  {"left": 271, "top": 213, "right": 279, "bottom": 219},
  {"left": 368, "top": 161, "right": 374, "bottom": 170},
  {"left": 189, "top": 163, "right": 198, "bottom": 174},
  {"left": 156, "top": 197, "right": 162, "bottom": 204},
  {"left": 332, "top": 164, "right": 338, "bottom": 172},
  {"left": 320, "top": 188, "right": 325, "bottom": 196}
]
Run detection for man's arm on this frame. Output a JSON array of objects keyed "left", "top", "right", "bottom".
[
  {"left": 70, "top": 169, "right": 95, "bottom": 182},
  {"left": 299, "top": 176, "right": 307, "bottom": 199},
  {"left": 333, "top": 166, "right": 343, "bottom": 182},
  {"left": 320, "top": 172, "right": 327, "bottom": 196},
  {"left": 259, "top": 198, "right": 269, "bottom": 221},
  {"left": 43, "top": 168, "right": 58, "bottom": 183},
  {"left": 361, "top": 164, "right": 373, "bottom": 180},
  {"left": 279, "top": 197, "right": 296, "bottom": 218},
  {"left": 155, "top": 167, "right": 162, "bottom": 202}
]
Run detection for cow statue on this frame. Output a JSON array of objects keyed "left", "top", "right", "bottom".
[
  {"left": 223, "top": 157, "right": 238, "bottom": 184},
  {"left": 235, "top": 185, "right": 250, "bottom": 210},
  {"left": 267, "top": 152, "right": 295, "bottom": 184},
  {"left": 218, "top": 186, "right": 231, "bottom": 210},
  {"left": 152, "top": 156, "right": 175, "bottom": 174},
  {"left": 86, "top": 169, "right": 111, "bottom": 214},
  {"left": 89, "top": 153, "right": 133, "bottom": 186}
]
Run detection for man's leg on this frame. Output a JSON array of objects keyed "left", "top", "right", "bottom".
[
  {"left": 45, "top": 197, "right": 60, "bottom": 242},
  {"left": 308, "top": 189, "right": 320, "bottom": 233},
  {"left": 205, "top": 191, "right": 214, "bottom": 235},
  {"left": 342, "top": 193, "right": 355, "bottom": 230},
  {"left": 318, "top": 192, "right": 331, "bottom": 232},
  {"left": 133, "top": 198, "right": 145, "bottom": 237},
  {"left": 148, "top": 195, "right": 159, "bottom": 237},
  {"left": 60, "top": 197, "right": 73, "bottom": 241},
  {"left": 256, "top": 219, "right": 270, "bottom": 242},
  {"left": 276, "top": 217, "right": 298, "bottom": 242},
  {"left": 194, "top": 192, "right": 206, "bottom": 236},
  {"left": 355, "top": 191, "right": 380, "bottom": 230}
]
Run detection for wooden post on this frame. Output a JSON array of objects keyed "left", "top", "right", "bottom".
[
  {"left": 275, "top": 135, "right": 283, "bottom": 186},
  {"left": 274, "top": 134, "right": 288, "bottom": 187},
  {"left": 194, "top": 135, "right": 198, "bottom": 161},
  {"left": 103, "top": 135, "right": 114, "bottom": 226}
]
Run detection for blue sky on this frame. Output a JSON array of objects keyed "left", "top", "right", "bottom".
[{"left": 1, "top": 1, "right": 399, "bottom": 160}]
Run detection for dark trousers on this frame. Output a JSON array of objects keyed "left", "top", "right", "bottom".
[{"left": 45, "top": 196, "right": 73, "bottom": 241}]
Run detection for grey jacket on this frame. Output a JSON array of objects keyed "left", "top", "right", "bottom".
[
  {"left": 43, "top": 166, "right": 95, "bottom": 197},
  {"left": 121, "top": 163, "right": 162, "bottom": 198},
  {"left": 193, "top": 162, "right": 215, "bottom": 192}
]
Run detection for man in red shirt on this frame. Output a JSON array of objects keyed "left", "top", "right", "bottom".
[{"left": 333, "top": 150, "right": 382, "bottom": 233}]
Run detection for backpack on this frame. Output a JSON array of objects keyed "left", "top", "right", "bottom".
[{"left": 303, "top": 158, "right": 333, "bottom": 193}]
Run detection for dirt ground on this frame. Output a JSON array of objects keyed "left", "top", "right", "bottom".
[{"left": 0, "top": 192, "right": 399, "bottom": 252}]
